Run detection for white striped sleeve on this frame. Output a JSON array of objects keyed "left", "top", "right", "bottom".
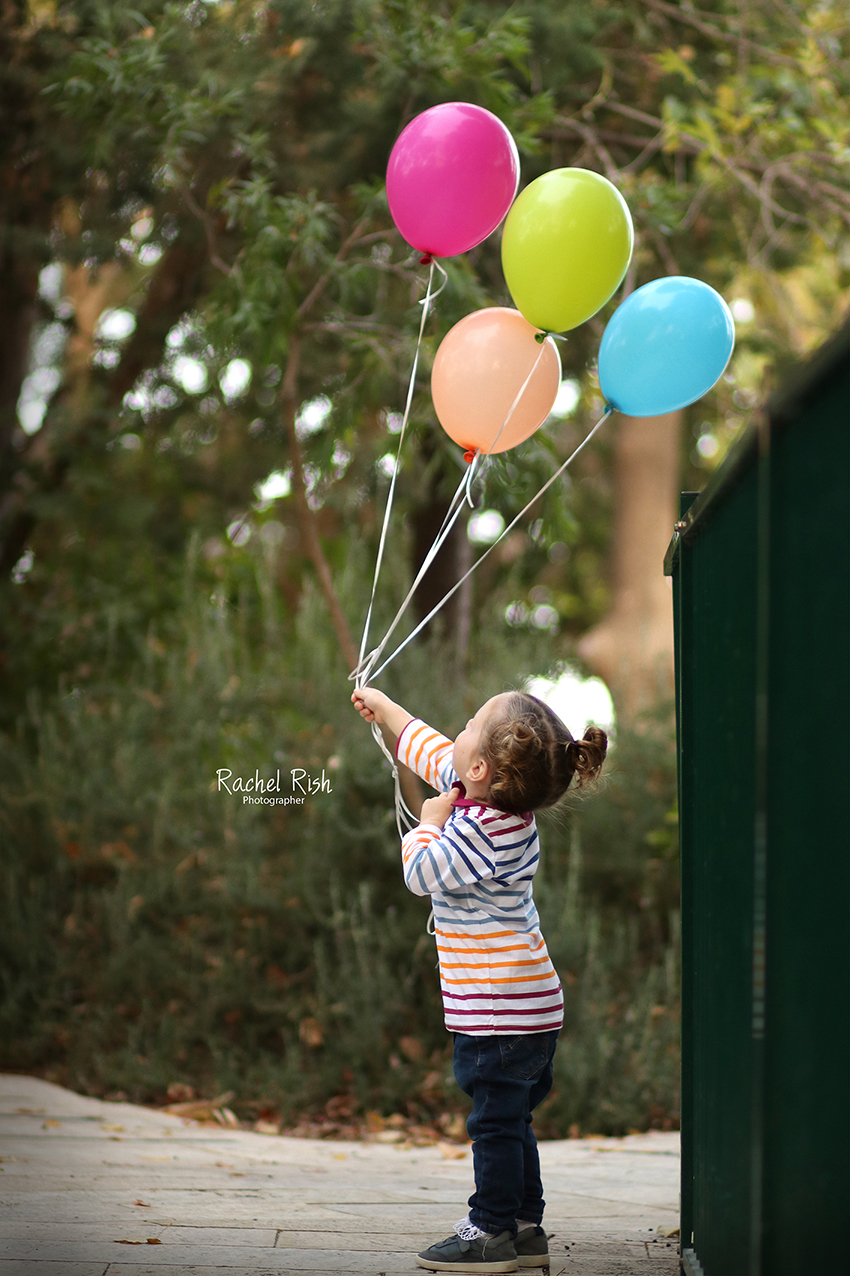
[
  {"left": 396, "top": 718, "right": 458, "bottom": 792},
  {"left": 401, "top": 813, "right": 497, "bottom": 897}
]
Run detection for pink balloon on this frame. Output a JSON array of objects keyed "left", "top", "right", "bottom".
[{"left": 387, "top": 103, "right": 520, "bottom": 258}]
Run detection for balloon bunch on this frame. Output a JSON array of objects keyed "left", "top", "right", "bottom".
[
  {"left": 387, "top": 101, "right": 735, "bottom": 450},
  {"left": 356, "top": 102, "right": 736, "bottom": 825}
]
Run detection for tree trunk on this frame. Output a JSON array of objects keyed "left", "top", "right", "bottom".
[
  {"left": 282, "top": 333, "right": 360, "bottom": 674},
  {"left": 411, "top": 475, "right": 465, "bottom": 636},
  {"left": 577, "top": 411, "right": 680, "bottom": 724},
  {"left": 0, "top": 203, "right": 207, "bottom": 576},
  {"left": 0, "top": 241, "right": 132, "bottom": 577}
]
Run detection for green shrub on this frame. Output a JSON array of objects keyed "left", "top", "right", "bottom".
[{"left": 0, "top": 544, "right": 679, "bottom": 1135}]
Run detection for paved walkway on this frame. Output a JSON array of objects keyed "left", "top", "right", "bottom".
[{"left": 0, "top": 1075, "right": 680, "bottom": 1275}]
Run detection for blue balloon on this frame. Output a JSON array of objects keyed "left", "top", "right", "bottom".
[{"left": 598, "top": 276, "right": 735, "bottom": 417}]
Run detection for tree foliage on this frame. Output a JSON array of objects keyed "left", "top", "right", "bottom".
[
  {"left": 2, "top": 0, "right": 846, "bottom": 686},
  {"left": 0, "top": 0, "right": 846, "bottom": 1126}
]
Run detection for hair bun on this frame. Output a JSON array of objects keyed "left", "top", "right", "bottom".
[{"left": 568, "top": 724, "right": 608, "bottom": 788}]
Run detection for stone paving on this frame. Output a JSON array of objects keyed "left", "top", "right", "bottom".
[{"left": 0, "top": 1075, "right": 680, "bottom": 1276}]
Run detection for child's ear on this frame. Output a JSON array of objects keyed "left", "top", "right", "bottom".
[{"left": 467, "top": 755, "right": 490, "bottom": 784}]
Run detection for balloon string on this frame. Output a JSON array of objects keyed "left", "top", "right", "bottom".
[
  {"left": 352, "top": 454, "right": 480, "bottom": 685},
  {"left": 355, "top": 255, "right": 451, "bottom": 836},
  {"left": 353, "top": 339, "right": 550, "bottom": 684},
  {"left": 369, "top": 717, "right": 419, "bottom": 836},
  {"left": 479, "top": 340, "right": 548, "bottom": 460},
  {"left": 422, "top": 258, "right": 449, "bottom": 305},
  {"left": 364, "top": 406, "right": 614, "bottom": 683},
  {"left": 357, "top": 260, "right": 438, "bottom": 678}
]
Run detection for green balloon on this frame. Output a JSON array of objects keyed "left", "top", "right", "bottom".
[{"left": 501, "top": 168, "right": 634, "bottom": 333}]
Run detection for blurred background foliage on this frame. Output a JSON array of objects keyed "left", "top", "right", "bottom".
[{"left": 0, "top": 0, "right": 846, "bottom": 1135}]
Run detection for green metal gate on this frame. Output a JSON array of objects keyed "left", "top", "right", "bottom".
[{"left": 665, "top": 323, "right": 850, "bottom": 1276}]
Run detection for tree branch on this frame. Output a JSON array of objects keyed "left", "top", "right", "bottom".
[
  {"left": 107, "top": 237, "right": 208, "bottom": 406},
  {"left": 179, "top": 185, "right": 232, "bottom": 277},
  {"left": 295, "top": 211, "right": 376, "bottom": 323},
  {"left": 642, "top": 0, "right": 801, "bottom": 69},
  {"left": 281, "top": 331, "right": 359, "bottom": 672}
]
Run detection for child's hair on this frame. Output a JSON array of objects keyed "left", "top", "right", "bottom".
[{"left": 482, "top": 691, "right": 607, "bottom": 815}]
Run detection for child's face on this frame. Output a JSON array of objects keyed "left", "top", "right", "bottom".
[{"left": 452, "top": 693, "right": 509, "bottom": 791}]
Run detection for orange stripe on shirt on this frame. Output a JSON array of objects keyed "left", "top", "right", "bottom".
[
  {"left": 436, "top": 937, "right": 548, "bottom": 955},
  {"left": 437, "top": 942, "right": 540, "bottom": 956},
  {"left": 412, "top": 728, "right": 444, "bottom": 773},
  {"left": 441, "top": 971, "right": 559, "bottom": 986},
  {"left": 439, "top": 955, "right": 554, "bottom": 971}
]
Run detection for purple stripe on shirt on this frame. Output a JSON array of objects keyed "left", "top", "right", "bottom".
[
  {"left": 445, "top": 1003, "right": 564, "bottom": 1017},
  {"left": 449, "top": 1020, "right": 564, "bottom": 1033}
]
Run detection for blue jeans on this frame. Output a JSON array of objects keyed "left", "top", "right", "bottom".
[{"left": 452, "top": 1030, "right": 559, "bottom": 1237}]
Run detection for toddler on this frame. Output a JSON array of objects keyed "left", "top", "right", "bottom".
[{"left": 351, "top": 685, "right": 607, "bottom": 1273}]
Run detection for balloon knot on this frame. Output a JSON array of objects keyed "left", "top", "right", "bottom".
[
  {"left": 534, "top": 331, "right": 548, "bottom": 344},
  {"left": 463, "top": 449, "right": 477, "bottom": 464},
  {"left": 419, "top": 253, "right": 433, "bottom": 265}
]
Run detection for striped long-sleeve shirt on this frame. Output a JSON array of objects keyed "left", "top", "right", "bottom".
[{"left": 397, "top": 718, "right": 563, "bottom": 1036}]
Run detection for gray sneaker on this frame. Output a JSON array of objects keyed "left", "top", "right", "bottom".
[
  {"left": 514, "top": 1226, "right": 549, "bottom": 1268},
  {"left": 415, "top": 1229, "right": 519, "bottom": 1272}
]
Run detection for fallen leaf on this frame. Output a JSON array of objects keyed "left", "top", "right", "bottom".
[
  {"left": 146, "top": 1238, "right": 161, "bottom": 1244},
  {"left": 438, "top": 1141, "right": 468, "bottom": 1160},
  {"left": 161, "top": 1091, "right": 234, "bottom": 1119},
  {"left": 101, "top": 1124, "right": 125, "bottom": 1132},
  {"left": 229, "top": 1172, "right": 246, "bottom": 1177},
  {"left": 441, "top": 1114, "right": 467, "bottom": 1141},
  {"left": 42, "top": 1119, "right": 61, "bottom": 1129},
  {"left": 132, "top": 1201, "right": 151, "bottom": 1207},
  {"left": 214, "top": 1162, "right": 232, "bottom": 1168},
  {"left": 254, "top": 1119, "right": 281, "bottom": 1136}
]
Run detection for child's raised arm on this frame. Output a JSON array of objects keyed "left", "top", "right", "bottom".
[{"left": 351, "top": 687, "right": 413, "bottom": 740}]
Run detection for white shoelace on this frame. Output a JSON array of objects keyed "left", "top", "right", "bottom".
[{"left": 453, "top": 1216, "right": 492, "bottom": 1241}]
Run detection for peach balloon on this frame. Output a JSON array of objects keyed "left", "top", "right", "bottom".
[{"left": 431, "top": 308, "right": 561, "bottom": 454}]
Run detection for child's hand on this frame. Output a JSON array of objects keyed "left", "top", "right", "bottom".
[
  {"left": 351, "top": 688, "right": 414, "bottom": 739},
  {"left": 351, "top": 687, "right": 390, "bottom": 724},
  {"left": 419, "top": 786, "right": 461, "bottom": 830}
]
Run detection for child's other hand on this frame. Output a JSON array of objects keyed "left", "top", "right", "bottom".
[
  {"left": 351, "top": 687, "right": 389, "bottom": 724},
  {"left": 419, "top": 786, "right": 461, "bottom": 830}
]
